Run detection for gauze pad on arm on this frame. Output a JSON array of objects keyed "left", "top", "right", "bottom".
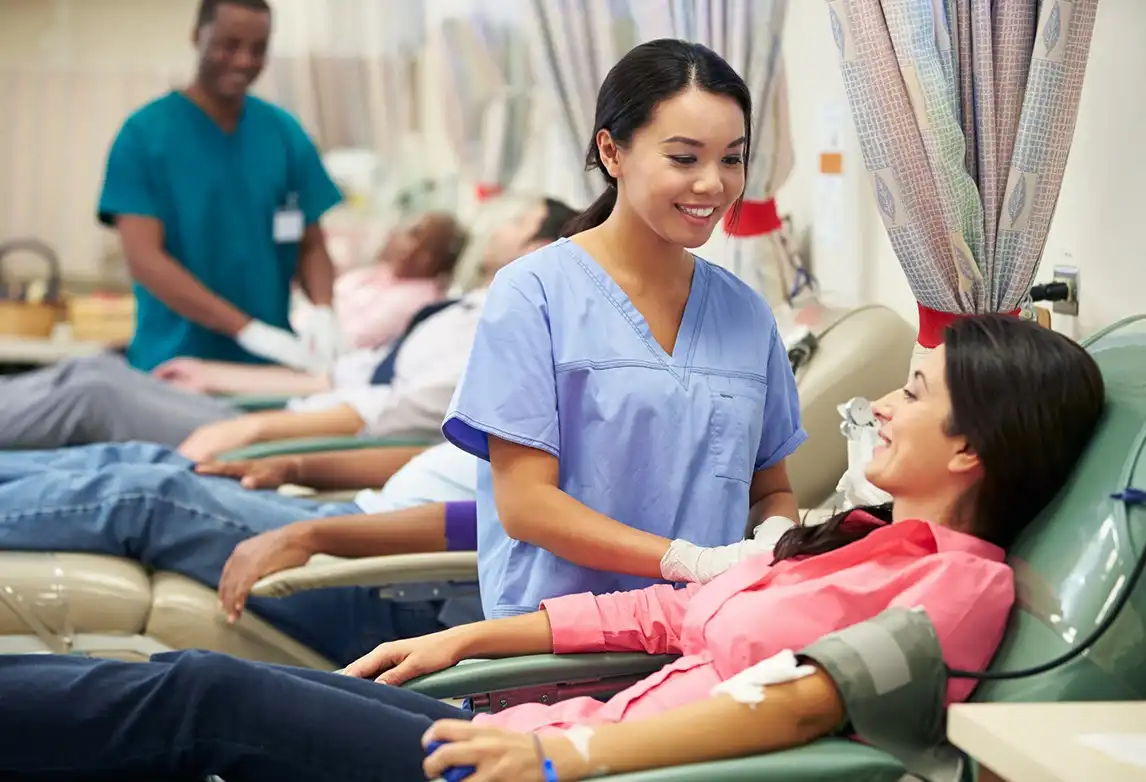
[{"left": 711, "top": 649, "right": 818, "bottom": 707}]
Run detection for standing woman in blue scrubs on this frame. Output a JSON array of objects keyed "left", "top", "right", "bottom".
[
  {"left": 97, "top": 0, "right": 343, "bottom": 373},
  {"left": 443, "top": 40, "right": 806, "bottom": 620}
]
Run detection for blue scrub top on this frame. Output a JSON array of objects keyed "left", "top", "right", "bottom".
[
  {"left": 97, "top": 91, "right": 342, "bottom": 371},
  {"left": 443, "top": 238, "right": 807, "bottom": 618}
]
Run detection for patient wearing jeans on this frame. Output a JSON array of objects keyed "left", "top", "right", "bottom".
[
  {"left": 0, "top": 199, "right": 581, "bottom": 667},
  {"left": 0, "top": 315, "right": 1105, "bottom": 781}
]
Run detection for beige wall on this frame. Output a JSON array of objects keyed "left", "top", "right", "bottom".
[
  {"left": 0, "top": 0, "right": 196, "bottom": 283},
  {"left": 779, "top": 0, "right": 1146, "bottom": 338}
]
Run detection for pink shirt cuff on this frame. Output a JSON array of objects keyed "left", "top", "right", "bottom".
[{"left": 541, "top": 593, "right": 606, "bottom": 654}]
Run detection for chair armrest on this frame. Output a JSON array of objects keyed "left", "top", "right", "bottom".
[
  {"left": 218, "top": 435, "right": 434, "bottom": 462},
  {"left": 218, "top": 393, "right": 295, "bottom": 412},
  {"left": 249, "top": 552, "right": 477, "bottom": 596},
  {"left": 405, "top": 653, "right": 679, "bottom": 712},
  {"left": 597, "top": 739, "right": 905, "bottom": 782}
]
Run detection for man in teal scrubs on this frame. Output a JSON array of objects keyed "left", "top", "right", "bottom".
[{"left": 98, "top": 0, "right": 344, "bottom": 372}]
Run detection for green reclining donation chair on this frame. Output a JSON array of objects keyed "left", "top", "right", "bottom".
[
  {"left": 218, "top": 436, "right": 435, "bottom": 463},
  {"left": 395, "top": 314, "right": 1146, "bottom": 781},
  {"left": 218, "top": 393, "right": 296, "bottom": 413}
]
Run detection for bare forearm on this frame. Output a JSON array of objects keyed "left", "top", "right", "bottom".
[
  {"left": 297, "top": 240, "right": 335, "bottom": 306},
  {"left": 749, "top": 490, "right": 799, "bottom": 528},
  {"left": 294, "top": 445, "right": 426, "bottom": 490},
  {"left": 504, "top": 487, "right": 670, "bottom": 579},
  {"left": 545, "top": 668, "right": 845, "bottom": 779},
  {"left": 452, "top": 611, "right": 555, "bottom": 660},
  {"left": 127, "top": 249, "right": 249, "bottom": 335},
  {"left": 248, "top": 404, "right": 366, "bottom": 445},
  {"left": 198, "top": 362, "right": 331, "bottom": 395},
  {"left": 294, "top": 503, "right": 447, "bottom": 557}
]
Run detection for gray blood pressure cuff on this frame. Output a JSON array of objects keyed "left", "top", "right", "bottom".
[{"left": 799, "top": 607, "right": 968, "bottom": 782}]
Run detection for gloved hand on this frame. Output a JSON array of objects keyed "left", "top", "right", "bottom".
[
  {"left": 236, "top": 319, "right": 314, "bottom": 372},
  {"left": 660, "top": 515, "right": 797, "bottom": 584},
  {"left": 298, "top": 305, "right": 344, "bottom": 371}
]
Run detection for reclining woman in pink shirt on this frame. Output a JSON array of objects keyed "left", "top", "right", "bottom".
[{"left": 0, "top": 314, "right": 1104, "bottom": 782}]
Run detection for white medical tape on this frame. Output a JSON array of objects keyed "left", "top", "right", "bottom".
[
  {"left": 710, "top": 649, "right": 818, "bottom": 707},
  {"left": 561, "top": 724, "right": 609, "bottom": 778},
  {"left": 564, "top": 724, "right": 595, "bottom": 762}
]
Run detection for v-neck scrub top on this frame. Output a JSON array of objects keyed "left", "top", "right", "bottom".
[
  {"left": 97, "top": 91, "right": 342, "bottom": 371},
  {"left": 443, "top": 238, "right": 806, "bottom": 618}
]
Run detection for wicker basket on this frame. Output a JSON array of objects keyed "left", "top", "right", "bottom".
[
  {"left": 0, "top": 300, "right": 61, "bottom": 339},
  {"left": 0, "top": 239, "right": 64, "bottom": 339},
  {"left": 67, "top": 294, "right": 136, "bottom": 345}
]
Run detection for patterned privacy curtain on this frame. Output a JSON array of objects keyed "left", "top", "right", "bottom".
[
  {"left": 827, "top": 0, "right": 1099, "bottom": 351},
  {"left": 262, "top": 0, "right": 426, "bottom": 165},
  {"left": 433, "top": 8, "right": 535, "bottom": 202},
  {"left": 631, "top": 0, "right": 799, "bottom": 303},
  {"left": 523, "top": 0, "right": 641, "bottom": 205}
]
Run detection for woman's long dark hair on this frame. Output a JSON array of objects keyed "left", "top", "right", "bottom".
[
  {"left": 562, "top": 39, "right": 752, "bottom": 237},
  {"left": 772, "top": 314, "right": 1106, "bottom": 563}
]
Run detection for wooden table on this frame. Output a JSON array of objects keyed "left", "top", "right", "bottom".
[{"left": 948, "top": 702, "right": 1146, "bottom": 782}]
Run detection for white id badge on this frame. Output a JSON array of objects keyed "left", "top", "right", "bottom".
[
  {"left": 273, "top": 207, "right": 304, "bottom": 243},
  {"left": 274, "top": 192, "right": 303, "bottom": 243}
]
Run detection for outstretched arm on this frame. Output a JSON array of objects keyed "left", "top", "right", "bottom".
[
  {"left": 344, "top": 580, "right": 697, "bottom": 683},
  {"left": 424, "top": 666, "right": 845, "bottom": 781},
  {"left": 195, "top": 444, "right": 426, "bottom": 490},
  {"left": 154, "top": 358, "right": 331, "bottom": 396}
]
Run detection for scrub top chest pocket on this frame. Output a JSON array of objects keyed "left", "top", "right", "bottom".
[{"left": 709, "top": 384, "right": 766, "bottom": 483}]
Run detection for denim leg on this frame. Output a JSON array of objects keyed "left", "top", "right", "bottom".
[
  {"left": 0, "top": 650, "right": 469, "bottom": 782},
  {"left": 0, "top": 465, "right": 443, "bottom": 664},
  {"left": 0, "top": 441, "right": 191, "bottom": 479}
]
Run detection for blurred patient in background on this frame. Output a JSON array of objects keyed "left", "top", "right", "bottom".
[
  {"left": 0, "top": 197, "right": 574, "bottom": 454},
  {"left": 292, "top": 212, "right": 465, "bottom": 352}
]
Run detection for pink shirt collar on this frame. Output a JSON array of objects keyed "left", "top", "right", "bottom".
[{"left": 844, "top": 509, "right": 1006, "bottom": 562}]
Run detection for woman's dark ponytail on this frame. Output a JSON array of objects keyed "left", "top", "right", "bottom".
[
  {"left": 770, "top": 504, "right": 893, "bottom": 564},
  {"left": 562, "top": 186, "right": 618, "bottom": 237}
]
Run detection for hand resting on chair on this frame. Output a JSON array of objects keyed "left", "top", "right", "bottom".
[
  {"left": 196, "top": 456, "right": 305, "bottom": 489},
  {"left": 216, "top": 502, "right": 452, "bottom": 622}
]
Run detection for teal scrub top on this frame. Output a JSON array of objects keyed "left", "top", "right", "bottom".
[{"left": 97, "top": 91, "right": 343, "bottom": 371}]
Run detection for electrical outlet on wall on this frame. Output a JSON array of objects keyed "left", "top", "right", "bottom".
[{"left": 1052, "top": 263, "right": 1080, "bottom": 317}]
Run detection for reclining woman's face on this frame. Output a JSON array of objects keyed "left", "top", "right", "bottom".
[
  {"left": 479, "top": 201, "right": 548, "bottom": 277},
  {"left": 383, "top": 214, "right": 459, "bottom": 279},
  {"left": 865, "top": 345, "right": 978, "bottom": 499}
]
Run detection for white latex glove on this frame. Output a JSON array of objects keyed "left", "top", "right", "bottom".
[
  {"left": 236, "top": 319, "right": 314, "bottom": 372},
  {"left": 660, "top": 515, "right": 797, "bottom": 584},
  {"left": 299, "top": 305, "right": 344, "bottom": 371}
]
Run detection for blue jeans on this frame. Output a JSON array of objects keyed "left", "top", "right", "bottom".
[
  {"left": 0, "top": 443, "right": 444, "bottom": 664},
  {"left": 0, "top": 649, "right": 471, "bottom": 782}
]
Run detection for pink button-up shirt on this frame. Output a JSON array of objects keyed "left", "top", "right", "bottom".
[
  {"left": 333, "top": 265, "right": 445, "bottom": 350},
  {"left": 476, "top": 515, "right": 1014, "bottom": 733}
]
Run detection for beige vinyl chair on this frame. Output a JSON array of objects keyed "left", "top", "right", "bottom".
[{"left": 0, "top": 304, "right": 912, "bottom": 666}]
